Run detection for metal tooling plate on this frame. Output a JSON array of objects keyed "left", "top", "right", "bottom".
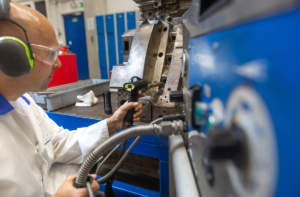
[
  {"left": 152, "top": 21, "right": 172, "bottom": 83},
  {"left": 117, "top": 89, "right": 129, "bottom": 107},
  {"left": 161, "top": 25, "right": 183, "bottom": 105},
  {"left": 110, "top": 23, "right": 155, "bottom": 88},
  {"left": 139, "top": 102, "right": 152, "bottom": 122}
]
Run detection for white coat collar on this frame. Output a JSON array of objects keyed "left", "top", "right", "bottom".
[{"left": 0, "top": 93, "right": 30, "bottom": 115}]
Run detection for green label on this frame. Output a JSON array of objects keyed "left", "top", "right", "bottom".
[
  {"left": 72, "top": 18, "right": 78, "bottom": 22},
  {"left": 79, "top": 2, "right": 84, "bottom": 7}
]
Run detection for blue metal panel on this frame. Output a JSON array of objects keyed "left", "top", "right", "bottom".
[
  {"left": 116, "top": 13, "right": 125, "bottom": 64},
  {"left": 46, "top": 112, "right": 100, "bottom": 130},
  {"left": 116, "top": 140, "right": 168, "bottom": 161},
  {"left": 159, "top": 160, "right": 169, "bottom": 197},
  {"left": 116, "top": 129, "right": 168, "bottom": 147},
  {"left": 98, "top": 176, "right": 160, "bottom": 197},
  {"left": 96, "top": 15, "right": 108, "bottom": 79},
  {"left": 127, "top": 11, "right": 136, "bottom": 30},
  {"left": 47, "top": 112, "right": 168, "bottom": 146},
  {"left": 189, "top": 8, "right": 300, "bottom": 197},
  {"left": 105, "top": 14, "right": 117, "bottom": 72},
  {"left": 63, "top": 13, "right": 89, "bottom": 80}
]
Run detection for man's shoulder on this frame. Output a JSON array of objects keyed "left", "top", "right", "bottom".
[{"left": 23, "top": 93, "right": 47, "bottom": 118}]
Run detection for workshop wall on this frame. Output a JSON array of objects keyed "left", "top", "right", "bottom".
[
  {"left": 106, "top": 0, "right": 138, "bottom": 13},
  {"left": 14, "top": 0, "right": 137, "bottom": 45},
  {"left": 13, "top": 0, "right": 139, "bottom": 79}
]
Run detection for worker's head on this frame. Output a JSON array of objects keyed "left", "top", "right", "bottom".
[{"left": 0, "top": 1, "right": 61, "bottom": 93}]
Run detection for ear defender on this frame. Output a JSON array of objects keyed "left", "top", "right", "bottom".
[{"left": 0, "top": 37, "right": 34, "bottom": 77}]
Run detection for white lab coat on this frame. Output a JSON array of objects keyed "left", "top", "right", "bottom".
[{"left": 0, "top": 93, "right": 110, "bottom": 197}]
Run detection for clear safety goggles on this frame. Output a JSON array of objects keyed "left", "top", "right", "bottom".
[{"left": 31, "top": 44, "right": 62, "bottom": 65}]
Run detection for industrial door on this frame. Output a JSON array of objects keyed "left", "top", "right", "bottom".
[{"left": 63, "top": 13, "right": 89, "bottom": 80}]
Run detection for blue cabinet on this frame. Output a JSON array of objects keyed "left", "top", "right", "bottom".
[
  {"left": 127, "top": 11, "right": 136, "bottom": 30},
  {"left": 105, "top": 14, "right": 117, "bottom": 73},
  {"left": 116, "top": 13, "right": 125, "bottom": 64},
  {"left": 96, "top": 15, "right": 108, "bottom": 79}
]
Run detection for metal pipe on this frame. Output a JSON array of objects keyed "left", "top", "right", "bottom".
[{"left": 169, "top": 135, "right": 199, "bottom": 197}]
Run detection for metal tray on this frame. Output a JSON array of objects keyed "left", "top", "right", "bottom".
[{"left": 29, "top": 79, "right": 109, "bottom": 111}]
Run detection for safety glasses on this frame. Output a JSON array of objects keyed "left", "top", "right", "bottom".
[{"left": 31, "top": 44, "right": 62, "bottom": 65}]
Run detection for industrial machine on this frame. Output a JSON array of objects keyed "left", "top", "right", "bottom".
[
  {"left": 74, "top": 0, "right": 300, "bottom": 196},
  {"left": 110, "top": 0, "right": 192, "bottom": 122},
  {"left": 176, "top": 0, "right": 300, "bottom": 196}
]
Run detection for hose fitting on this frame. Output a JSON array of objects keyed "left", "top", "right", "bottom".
[{"left": 159, "top": 120, "right": 185, "bottom": 136}]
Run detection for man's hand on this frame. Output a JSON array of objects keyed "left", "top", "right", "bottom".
[
  {"left": 52, "top": 174, "right": 99, "bottom": 197},
  {"left": 107, "top": 93, "right": 145, "bottom": 134}
]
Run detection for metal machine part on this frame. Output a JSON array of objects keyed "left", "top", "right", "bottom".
[
  {"left": 110, "top": 0, "right": 191, "bottom": 123},
  {"left": 133, "top": 0, "right": 192, "bottom": 21},
  {"left": 223, "top": 86, "right": 277, "bottom": 197},
  {"left": 187, "top": 87, "right": 277, "bottom": 197}
]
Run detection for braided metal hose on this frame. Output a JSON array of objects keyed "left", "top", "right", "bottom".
[{"left": 75, "top": 124, "right": 160, "bottom": 186}]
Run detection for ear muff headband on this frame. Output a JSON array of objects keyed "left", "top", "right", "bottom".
[
  {"left": 0, "top": 0, "right": 35, "bottom": 77},
  {"left": 0, "top": 36, "right": 35, "bottom": 69}
]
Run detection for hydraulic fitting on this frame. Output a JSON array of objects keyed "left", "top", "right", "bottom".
[{"left": 159, "top": 120, "right": 185, "bottom": 136}]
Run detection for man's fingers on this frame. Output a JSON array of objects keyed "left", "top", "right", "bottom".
[
  {"left": 133, "top": 110, "right": 142, "bottom": 118},
  {"left": 138, "top": 93, "right": 146, "bottom": 99},
  {"left": 89, "top": 174, "right": 97, "bottom": 180},
  {"left": 67, "top": 174, "right": 78, "bottom": 182},
  {"left": 135, "top": 103, "right": 142, "bottom": 111},
  {"left": 133, "top": 117, "right": 140, "bottom": 122},
  {"left": 76, "top": 188, "right": 89, "bottom": 196},
  {"left": 91, "top": 180, "right": 100, "bottom": 195},
  {"left": 120, "top": 102, "right": 138, "bottom": 111}
]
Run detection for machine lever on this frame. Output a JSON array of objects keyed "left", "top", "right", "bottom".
[{"left": 123, "top": 76, "right": 148, "bottom": 128}]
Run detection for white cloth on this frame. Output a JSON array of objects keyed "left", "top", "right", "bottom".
[
  {"left": 0, "top": 93, "right": 110, "bottom": 197},
  {"left": 75, "top": 90, "right": 98, "bottom": 107}
]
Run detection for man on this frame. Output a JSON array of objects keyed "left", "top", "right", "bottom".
[{"left": 0, "top": 2, "right": 143, "bottom": 197}]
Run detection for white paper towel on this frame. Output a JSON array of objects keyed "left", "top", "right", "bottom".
[{"left": 75, "top": 90, "right": 98, "bottom": 107}]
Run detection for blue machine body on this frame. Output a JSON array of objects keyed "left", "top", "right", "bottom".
[
  {"left": 96, "top": 15, "right": 108, "bottom": 79},
  {"left": 189, "top": 7, "right": 300, "bottom": 197}
]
